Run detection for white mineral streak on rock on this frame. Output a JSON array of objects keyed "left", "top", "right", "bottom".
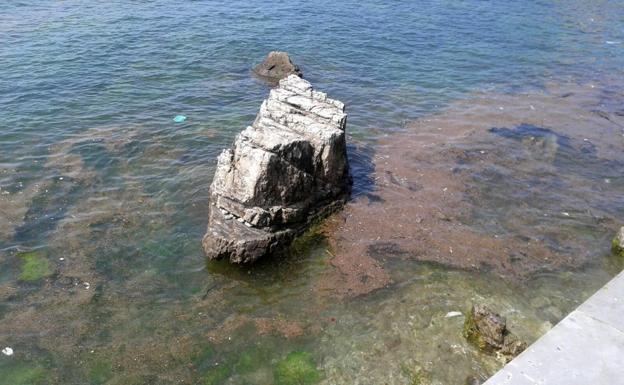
[{"left": 203, "top": 75, "right": 350, "bottom": 263}]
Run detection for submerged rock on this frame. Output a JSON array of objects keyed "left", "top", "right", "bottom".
[
  {"left": 612, "top": 226, "right": 624, "bottom": 257},
  {"left": 465, "top": 376, "right": 482, "bottom": 385},
  {"left": 203, "top": 75, "right": 350, "bottom": 263},
  {"left": 253, "top": 51, "right": 303, "bottom": 83},
  {"left": 463, "top": 304, "right": 527, "bottom": 360}
]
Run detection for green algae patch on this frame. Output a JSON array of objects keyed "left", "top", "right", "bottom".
[
  {"left": 235, "top": 346, "right": 270, "bottom": 374},
  {"left": 89, "top": 359, "right": 113, "bottom": 385},
  {"left": 106, "top": 374, "right": 145, "bottom": 385},
  {"left": 462, "top": 310, "right": 491, "bottom": 352},
  {"left": 274, "top": 351, "right": 321, "bottom": 385},
  {"left": 0, "top": 362, "right": 46, "bottom": 385},
  {"left": 612, "top": 236, "right": 624, "bottom": 258},
  {"left": 202, "top": 365, "right": 230, "bottom": 385},
  {"left": 288, "top": 223, "right": 325, "bottom": 258},
  {"left": 18, "top": 251, "right": 52, "bottom": 282},
  {"left": 192, "top": 344, "right": 216, "bottom": 367}
]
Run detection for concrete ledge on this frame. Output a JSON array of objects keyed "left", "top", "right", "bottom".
[{"left": 484, "top": 270, "right": 624, "bottom": 385}]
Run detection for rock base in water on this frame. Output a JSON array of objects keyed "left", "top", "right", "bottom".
[
  {"left": 203, "top": 75, "right": 350, "bottom": 263},
  {"left": 252, "top": 51, "right": 303, "bottom": 83},
  {"left": 612, "top": 226, "right": 624, "bottom": 257},
  {"left": 463, "top": 304, "right": 527, "bottom": 360}
]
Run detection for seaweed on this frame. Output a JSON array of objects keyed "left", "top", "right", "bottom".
[
  {"left": 274, "top": 351, "right": 321, "bottom": 385},
  {"left": 18, "top": 251, "right": 52, "bottom": 282}
]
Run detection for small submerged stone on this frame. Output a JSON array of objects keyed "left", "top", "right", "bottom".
[
  {"left": 611, "top": 226, "right": 624, "bottom": 258},
  {"left": 465, "top": 375, "right": 483, "bottom": 385},
  {"left": 463, "top": 304, "right": 527, "bottom": 360}
]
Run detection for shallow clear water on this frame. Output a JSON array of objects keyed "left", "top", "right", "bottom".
[{"left": 1, "top": 1, "right": 624, "bottom": 384}]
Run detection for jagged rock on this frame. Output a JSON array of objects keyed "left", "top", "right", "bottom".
[
  {"left": 463, "top": 304, "right": 527, "bottom": 360},
  {"left": 203, "top": 75, "right": 350, "bottom": 263},
  {"left": 252, "top": 51, "right": 302, "bottom": 83},
  {"left": 612, "top": 226, "right": 624, "bottom": 257}
]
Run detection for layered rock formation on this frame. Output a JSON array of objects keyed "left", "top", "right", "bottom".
[
  {"left": 252, "top": 51, "right": 303, "bottom": 83},
  {"left": 203, "top": 75, "right": 350, "bottom": 263}
]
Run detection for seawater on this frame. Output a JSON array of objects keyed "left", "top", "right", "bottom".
[{"left": 1, "top": 1, "right": 623, "bottom": 384}]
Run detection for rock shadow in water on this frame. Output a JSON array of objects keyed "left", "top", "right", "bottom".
[{"left": 347, "top": 142, "right": 380, "bottom": 203}]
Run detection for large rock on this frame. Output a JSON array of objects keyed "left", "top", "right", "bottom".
[
  {"left": 203, "top": 75, "right": 350, "bottom": 263},
  {"left": 463, "top": 304, "right": 527, "bottom": 360},
  {"left": 252, "top": 51, "right": 303, "bottom": 83}
]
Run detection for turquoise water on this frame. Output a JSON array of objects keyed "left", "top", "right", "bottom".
[{"left": 1, "top": 1, "right": 624, "bottom": 384}]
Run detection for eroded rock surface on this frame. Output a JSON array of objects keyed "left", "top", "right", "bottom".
[
  {"left": 252, "top": 51, "right": 302, "bottom": 83},
  {"left": 203, "top": 75, "right": 350, "bottom": 263}
]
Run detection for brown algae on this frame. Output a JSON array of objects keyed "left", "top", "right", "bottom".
[{"left": 0, "top": 80, "right": 623, "bottom": 384}]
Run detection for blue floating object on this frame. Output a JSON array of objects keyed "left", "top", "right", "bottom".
[{"left": 173, "top": 115, "right": 187, "bottom": 123}]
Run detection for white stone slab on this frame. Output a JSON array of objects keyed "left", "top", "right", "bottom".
[{"left": 576, "top": 272, "right": 624, "bottom": 333}]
